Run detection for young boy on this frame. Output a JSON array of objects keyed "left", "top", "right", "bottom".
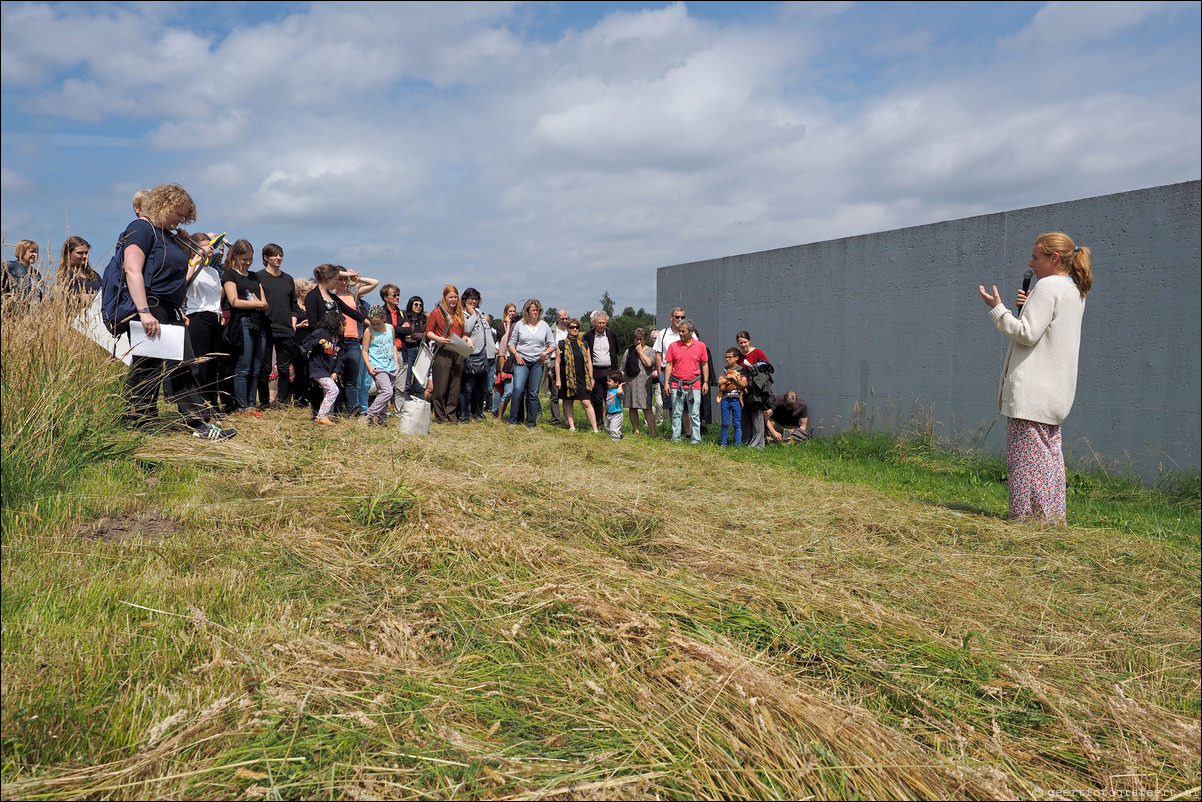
[
  {"left": 718, "top": 347, "right": 748, "bottom": 446},
  {"left": 604, "top": 372, "right": 624, "bottom": 440},
  {"left": 362, "top": 305, "right": 401, "bottom": 426},
  {"left": 256, "top": 243, "right": 301, "bottom": 406}
]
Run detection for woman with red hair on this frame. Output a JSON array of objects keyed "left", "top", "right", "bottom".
[{"left": 425, "top": 284, "right": 467, "bottom": 424}]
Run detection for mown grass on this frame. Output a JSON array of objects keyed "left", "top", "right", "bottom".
[{"left": 2, "top": 296, "right": 1199, "bottom": 800}]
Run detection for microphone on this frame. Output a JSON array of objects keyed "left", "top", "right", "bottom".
[{"left": 1017, "top": 269, "right": 1033, "bottom": 315}]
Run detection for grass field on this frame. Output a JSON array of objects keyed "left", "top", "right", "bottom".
[{"left": 2, "top": 294, "right": 1199, "bottom": 800}]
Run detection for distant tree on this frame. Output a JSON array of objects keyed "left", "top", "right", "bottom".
[
  {"left": 600, "top": 291, "right": 615, "bottom": 317},
  {"left": 604, "top": 300, "right": 655, "bottom": 354}
]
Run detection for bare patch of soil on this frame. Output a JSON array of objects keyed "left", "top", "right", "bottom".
[{"left": 81, "top": 510, "right": 180, "bottom": 542}]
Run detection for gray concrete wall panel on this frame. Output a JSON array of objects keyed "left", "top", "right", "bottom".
[{"left": 657, "top": 181, "right": 1201, "bottom": 480}]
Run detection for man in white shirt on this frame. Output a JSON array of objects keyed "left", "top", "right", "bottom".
[{"left": 583, "top": 310, "right": 619, "bottom": 421}]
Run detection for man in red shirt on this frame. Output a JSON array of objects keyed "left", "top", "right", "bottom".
[{"left": 663, "top": 319, "right": 709, "bottom": 444}]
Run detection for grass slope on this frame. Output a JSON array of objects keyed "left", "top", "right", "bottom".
[{"left": 2, "top": 296, "right": 1199, "bottom": 800}]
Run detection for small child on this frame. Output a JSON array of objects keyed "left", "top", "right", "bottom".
[
  {"left": 362, "top": 305, "right": 401, "bottom": 426},
  {"left": 604, "top": 372, "right": 624, "bottom": 440},
  {"left": 303, "top": 309, "right": 345, "bottom": 425},
  {"left": 718, "top": 347, "right": 748, "bottom": 446}
]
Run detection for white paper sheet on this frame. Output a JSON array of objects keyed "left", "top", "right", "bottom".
[
  {"left": 446, "top": 333, "right": 474, "bottom": 357},
  {"left": 72, "top": 294, "right": 133, "bottom": 365},
  {"left": 129, "top": 321, "right": 186, "bottom": 360}
]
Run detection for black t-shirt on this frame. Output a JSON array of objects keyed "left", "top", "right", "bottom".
[
  {"left": 771, "top": 396, "right": 808, "bottom": 427},
  {"left": 257, "top": 269, "right": 299, "bottom": 335},
  {"left": 222, "top": 268, "right": 267, "bottom": 326}
]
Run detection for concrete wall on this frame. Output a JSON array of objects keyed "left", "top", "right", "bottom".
[{"left": 657, "top": 181, "right": 1201, "bottom": 481}]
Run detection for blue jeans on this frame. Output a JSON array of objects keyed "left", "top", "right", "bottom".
[
  {"left": 233, "top": 316, "right": 268, "bottom": 410},
  {"left": 403, "top": 345, "right": 424, "bottom": 398},
  {"left": 356, "top": 346, "right": 372, "bottom": 413},
  {"left": 459, "top": 371, "right": 489, "bottom": 420},
  {"left": 340, "top": 340, "right": 363, "bottom": 413},
  {"left": 508, "top": 361, "right": 543, "bottom": 427},
  {"left": 495, "top": 376, "right": 512, "bottom": 413},
  {"left": 721, "top": 395, "right": 742, "bottom": 446},
  {"left": 671, "top": 382, "right": 702, "bottom": 444}
]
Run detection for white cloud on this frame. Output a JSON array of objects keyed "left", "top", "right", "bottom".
[
  {"left": 1002, "top": 1, "right": 1168, "bottom": 50},
  {"left": 148, "top": 110, "right": 253, "bottom": 150}
]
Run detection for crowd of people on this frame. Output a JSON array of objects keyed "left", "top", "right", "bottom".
[
  {"left": 5, "top": 182, "right": 1091, "bottom": 522},
  {"left": 3, "top": 183, "right": 811, "bottom": 449}
]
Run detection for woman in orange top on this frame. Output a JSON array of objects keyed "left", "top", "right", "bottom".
[{"left": 425, "top": 284, "right": 467, "bottom": 424}]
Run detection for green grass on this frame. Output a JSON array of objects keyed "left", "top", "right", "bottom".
[{"left": 712, "top": 428, "right": 1199, "bottom": 544}]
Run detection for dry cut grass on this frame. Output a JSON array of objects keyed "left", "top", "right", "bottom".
[{"left": 2, "top": 390, "right": 1199, "bottom": 799}]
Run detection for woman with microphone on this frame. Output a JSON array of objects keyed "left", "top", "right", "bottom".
[{"left": 979, "top": 233, "right": 1092, "bottom": 522}]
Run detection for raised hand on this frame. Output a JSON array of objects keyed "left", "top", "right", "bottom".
[{"left": 978, "top": 284, "right": 1002, "bottom": 308}]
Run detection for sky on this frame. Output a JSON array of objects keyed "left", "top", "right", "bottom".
[{"left": 2, "top": 0, "right": 1199, "bottom": 317}]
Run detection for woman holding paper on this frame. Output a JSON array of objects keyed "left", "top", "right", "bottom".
[
  {"left": 122, "top": 183, "right": 235, "bottom": 440},
  {"left": 425, "top": 284, "right": 468, "bottom": 425}
]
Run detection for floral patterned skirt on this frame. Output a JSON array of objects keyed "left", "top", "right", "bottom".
[{"left": 1006, "top": 417, "right": 1066, "bottom": 523}]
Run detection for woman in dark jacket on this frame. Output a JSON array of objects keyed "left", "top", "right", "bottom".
[
  {"left": 401, "top": 295, "right": 427, "bottom": 399},
  {"left": 304, "top": 264, "right": 366, "bottom": 416}
]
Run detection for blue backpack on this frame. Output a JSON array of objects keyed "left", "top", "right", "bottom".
[{"left": 99, "top": 229, "right": 137, "bottom": 337}]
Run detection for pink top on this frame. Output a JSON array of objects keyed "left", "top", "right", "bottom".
[{"left": 665, "top": 338, "right": 708, "bottom": 381}]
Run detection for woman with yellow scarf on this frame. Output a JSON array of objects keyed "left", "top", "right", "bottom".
[{"left": 554, "top": 318, "right": 599, "bottom": 433}]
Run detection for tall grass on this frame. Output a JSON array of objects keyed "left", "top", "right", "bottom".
[{"left": 0, "top": 291, "right": 138, "bottom": 522}]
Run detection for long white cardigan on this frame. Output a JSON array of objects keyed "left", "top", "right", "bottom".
[{"left": 988, "top": 275, "right": 1086, "bottom": 426}]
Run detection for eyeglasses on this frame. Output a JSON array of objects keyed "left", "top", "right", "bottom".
[
  {"left": 672, "top": 315, "right": 685, "bottom": 320},
  {"left": 568, "top": 325, "right": 579, "bottom": 330}
]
